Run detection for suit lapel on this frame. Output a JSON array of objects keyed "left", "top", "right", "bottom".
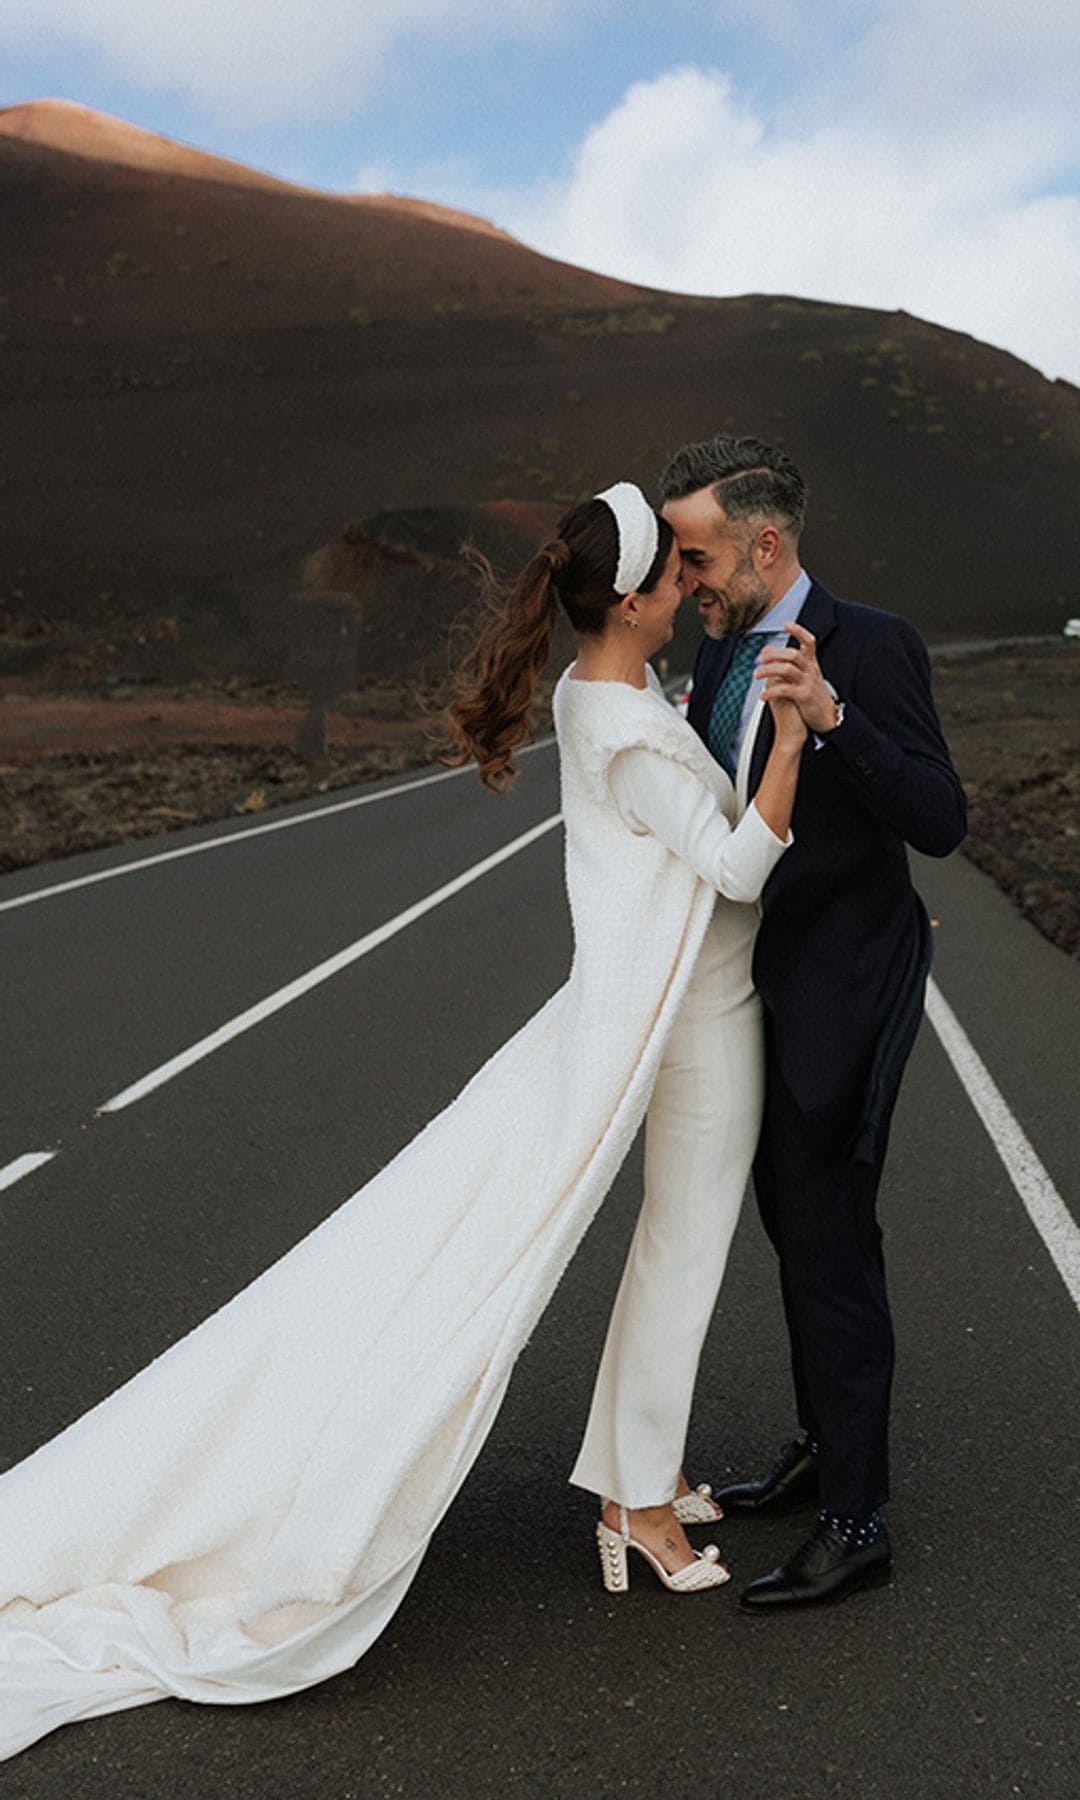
[{"left": 795, "top": 579, "right": 839, "bottom": 652}]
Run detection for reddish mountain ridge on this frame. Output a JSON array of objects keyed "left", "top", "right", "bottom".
[
  {"left": 0, "top": 100, "right": 645, "bottom": 336},
  {"left": 0, "top": 99, "right": 310, "bottom": 192},
  {"left": 0, "top": 100, "right": 517, "bottom": 240}
]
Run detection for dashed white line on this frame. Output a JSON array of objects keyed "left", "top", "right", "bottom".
[
  {"left": 925, "top": 976, "right": 1079, "bottom": 1310},
  {"left": 0, "top": 737, "right": 556, "bottom": 916},
  {"left": 0, "top": 1151, "right": 57, "bottom": 1192},
  {"left": 98, "top": 812, "right": 563, "bottom": 1116}
]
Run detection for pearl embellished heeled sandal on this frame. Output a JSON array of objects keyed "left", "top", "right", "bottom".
[
  {"left": 672, "top": 1483, "right": 724, "bottom": 1525},
  {"left": 596, "top": 1504, "right": 731, "bottom": 1594}
]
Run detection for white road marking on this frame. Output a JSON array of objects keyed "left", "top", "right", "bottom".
[
  {"left": 0, "top": 738, "right": 556, "bottom": 916},
  {"left": 98, "top": 813, "right": 563, "bottom": 1116},
  {"left": 0, "top": 1151, "right": 57, "bottom": 1191},
  {"left": 926, "top": 977, "right": 1080, "bottom": 1310}
]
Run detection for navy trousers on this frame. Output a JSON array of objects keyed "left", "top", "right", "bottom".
[{"left": 752, "top": 1017, "right": 901, "bottom": 1519}]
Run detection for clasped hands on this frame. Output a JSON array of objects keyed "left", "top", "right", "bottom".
[{"left": 756, "top": 622, "right": 840, "bottom": 740}]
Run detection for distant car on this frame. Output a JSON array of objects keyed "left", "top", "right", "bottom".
[{"left": 1064, "top": 618, "right": 1080, "bottom": 640}]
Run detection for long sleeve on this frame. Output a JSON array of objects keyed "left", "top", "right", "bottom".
[
  {"left": 823, "top": 615, "right": 967, "bottom": 857},
  {"left": 608, "top": 745, "right": 791, "bottom": 904}
]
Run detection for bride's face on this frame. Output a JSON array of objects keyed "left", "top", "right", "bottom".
[{"left": 628, "top": 540, "right": 687, "bottom": 653}]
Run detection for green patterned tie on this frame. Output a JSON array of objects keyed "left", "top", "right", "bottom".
[{"left": 707, "top": 634, "right": 762, "bottom": 778}]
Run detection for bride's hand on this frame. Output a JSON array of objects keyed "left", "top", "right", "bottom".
[{"left": 767, "top": 694, "right": 808, "bottom": 751}]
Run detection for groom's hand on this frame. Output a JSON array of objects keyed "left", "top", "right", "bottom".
[{"left": 757, "top": 622, "right": 840, "bottom": 734}]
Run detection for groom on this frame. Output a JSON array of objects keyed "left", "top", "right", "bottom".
[{"left": 659, "top": 434, "right": 966, "bottom": 1608}]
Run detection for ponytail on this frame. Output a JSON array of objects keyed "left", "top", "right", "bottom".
[
  {"left": 444, "top": 494, "right": 670, "bottom": 792},
  {"left": 444, "top": 540, "right": 568, "bottom": 792}
]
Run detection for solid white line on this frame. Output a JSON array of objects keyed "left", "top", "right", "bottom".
[
  {"left": 0, "top": 737, "right": 556, "bottom": 916},
  {"left": 98, "top": 812, "right": 563, "bottom": 1116},
  {"left": 0, "top": 1151, "right": 57, "bottom": 1192},
  {"left": 925, "top": 977, "right": 1080, "bottom": 1310}
]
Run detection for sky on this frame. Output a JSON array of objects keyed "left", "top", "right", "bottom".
[{"left": 3, "top": 0, "right": 1079, "bottom": 385}]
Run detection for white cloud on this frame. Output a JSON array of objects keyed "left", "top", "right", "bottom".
[
  {"left": 852, "top": 0, "right": 1080, "bottom": 122},
  {"left": 486, "top": 52, "right": 1080, "bottom": 385},
  {"left": 709, "top": 0, "right": 868, "bottom": 56},
  {"left": 714, "top": 0, "right": 1080, "bottom": 107},
  {"left": 0, "top": 0, "right": 594, "bottom": 125}
]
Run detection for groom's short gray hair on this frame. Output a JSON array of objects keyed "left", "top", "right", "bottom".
[{"left": 658, "top": 434, "right": 807, "bottom": 537}]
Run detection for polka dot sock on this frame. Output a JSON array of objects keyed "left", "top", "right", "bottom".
[{"left": 819, "top": 1508, "right": 884, "bottom": 1550}]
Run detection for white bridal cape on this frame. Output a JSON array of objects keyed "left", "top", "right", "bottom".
[{"left": 0, "top": 668, "right": 784, "bottom": 1760}]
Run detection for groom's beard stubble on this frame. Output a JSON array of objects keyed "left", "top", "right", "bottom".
[
  {"left": 718, "top": 587, "right": 772, "bottom": 635},
  {"left": 709, "top": 547, "right": 773, "bottom": 636}
]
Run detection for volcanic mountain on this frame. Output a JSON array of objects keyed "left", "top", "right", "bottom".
[
  {"left": 2, "top": 98, "right": 1079, "bottom": 692},
  {"left": 0, "top": 98, "right": 316, "bottom": 194}
]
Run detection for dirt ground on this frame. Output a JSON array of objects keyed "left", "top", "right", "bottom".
[
  {"left": 0, "top": 681, "right": 442, "bottom": 865},
  {"left": 929, "top": 640, "right": 1079, "bottom": 956},
  {"left": 1, "top": 643, "right": 1076, "bottom": 958}
]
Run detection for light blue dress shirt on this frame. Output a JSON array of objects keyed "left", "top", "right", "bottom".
[{"left": 730, "top": 568, "right": 812, "bottom": 765}]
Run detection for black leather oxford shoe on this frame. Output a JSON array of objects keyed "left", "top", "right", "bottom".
[
  {"left": 739, "top": 1519, "right": 892, "bottom": 1610},
  {"left": 713, "top": 1437, "right": 819, "bottom": 1514}
]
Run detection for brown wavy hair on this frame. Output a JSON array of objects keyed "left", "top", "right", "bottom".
[{"left": 444, "top": 497, "right": 673, "bottom": 792}]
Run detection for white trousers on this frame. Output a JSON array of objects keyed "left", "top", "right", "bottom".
[{"left": 568, "top": 913, "right": 764, "bottom": 1508}]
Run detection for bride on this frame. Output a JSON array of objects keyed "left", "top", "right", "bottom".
[{"left": 0, "top": 482, "right": 805, "bottom": 1760}]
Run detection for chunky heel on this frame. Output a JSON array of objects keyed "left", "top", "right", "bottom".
[
  {"left": 597, "top": 1520, "right": 630, "bottom": 1592},
  {"left": 594, "top": 1503, "right": 730, "bottom": 1594}
]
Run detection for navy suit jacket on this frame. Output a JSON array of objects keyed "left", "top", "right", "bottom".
[{"left": 688, "top": 579, "right": 967, "bottom": 1155}]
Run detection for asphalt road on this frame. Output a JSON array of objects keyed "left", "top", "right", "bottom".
[{"left": 0, "top": 728, "right": 1077, "bottom": 1800}]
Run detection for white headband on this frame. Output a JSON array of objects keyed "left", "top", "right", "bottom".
[{"left": 594, "top": 481, "right": 660, "bottom": 595}]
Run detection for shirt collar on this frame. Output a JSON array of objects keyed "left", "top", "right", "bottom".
[{"left": 747, "top": 568, "right": 811, "bottom": 634}]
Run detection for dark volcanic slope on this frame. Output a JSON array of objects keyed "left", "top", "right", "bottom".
[
  {"left": 0, "top": 102, "right": 647, "bottom": 337},
  {"left": 2, "top": 103, "right": 1080, "bottom": 684}
]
